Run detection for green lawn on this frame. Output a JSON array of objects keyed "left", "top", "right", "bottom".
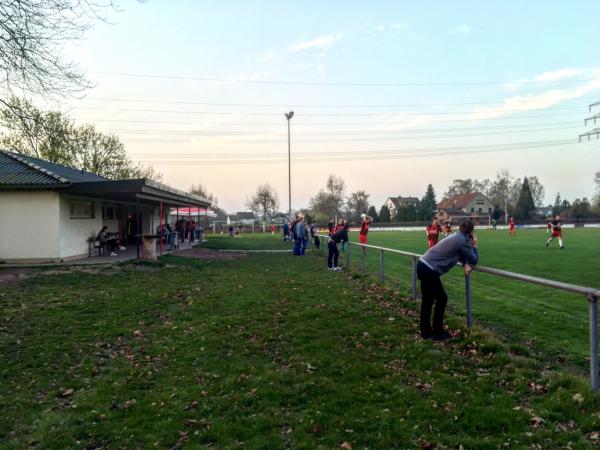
[
  {"left": 336, "top": 228, "right": 600, "bottom": 370},
  {"left": 1, "top": 248, "right": 599, "bottom": 448}
]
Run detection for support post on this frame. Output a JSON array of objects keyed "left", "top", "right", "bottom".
[
  {"left": 589, "top": 294, "right": 599, "bottom": 391},
  {"left": 360, "top": 246, "right": 365, "bottom": 271},
  {"left": 379, "top": 249, "right": 385, "bottom": 285},
  {"left": 411, "top": 256, "right": 417, "bottom": 301},
  {"left": 159, "top": 201, "right": 163, "bottom": 256},
  {"left": 135, "top": 200, "right": 140, "bottom": 259},
  {"left": 346, "top": 241, "right": 350, "bottom": 267},
  {"left": 465, "top": 272, "right": 473, "bottom": 328}
]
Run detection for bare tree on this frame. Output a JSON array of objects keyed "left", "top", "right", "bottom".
[
  {"left": 246, "top": 184, "right": 279, "bottom": 221},
  {"left": 190, "top": 183, "right": 218, "bottom": 206},
  {"left": 346, "top": 190, "right": 370, "bottom": 223},
  {"left": 526, "top": 176, "right": 545, "bottom": 207},
  {"left": 0, "top": 0, "right": 127, "bottom": 110},
  {"left": 0, "top": 97, "right": 161, "bottom": 180},
  {"left": 326, "top": 174, "right": 346, "bottom": 216}
]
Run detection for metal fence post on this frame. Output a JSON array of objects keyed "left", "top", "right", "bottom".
[
  {"left": 589, "top": 294, "right": 599, "bottom": 391},
  {"left": 465, "top": 272, "right": 473, "bottom": 327},
  {"left": 360, "top": 246, "right": 365, "bottom": 271},
  {"left": 379, "top": 249, "right": 385, "bottom": 284},
  {"left": 411, "top": 256, "right": 418, "bottom": 301},
  {"left": 346, "top": 242, "right": 350, "bottom": 267}
]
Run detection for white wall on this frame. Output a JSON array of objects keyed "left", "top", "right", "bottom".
[
  {"left": 0, "top": 190, "right": 61, "bottom": 261},
  {"left": 59, "top": 194, "right": 103, "bottom": 259}
]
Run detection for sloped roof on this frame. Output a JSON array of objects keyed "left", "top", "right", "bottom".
[
  {"left": 0, "top": 149, "right": 107, "bottom": 187},
  {"left": 387, "top": 196, "right": 420, "bottom": 209},
  {"left": 438, "top": 192, "right": 480, "bottom": 209},
  {"left": 236, "top": 212, "right": 256, "bottom": 220}
]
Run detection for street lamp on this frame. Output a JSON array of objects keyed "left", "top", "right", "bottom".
[{"left": 285, "top": 111, "right": 294, "bottom": 218}]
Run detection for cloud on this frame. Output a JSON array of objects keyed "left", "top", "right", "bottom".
[
  {"left": 504, "top": 67, "right": 593, "bottom": 92},
  {"left": 533, "top": 68, "right": 585, "bottom": 82},
  {"left": 454, "top": 25, "right": 471, "bottom": 36},
  {"left": 392, "top": 22, "right": 408, "bottom": 30},
  {"left": 467, "top": 74, "right": 600, "bottom": 122},
  {"left": 288, "top": 33, "right": 344, "bottom": 52},
  {"left": 375, "top": 25, "right": 385, "bottom": 31},
  {"left": 293, "top": 62, "right": 325, "bottom": 74},
  {"left": 256, "top": 51, "right": 276, "bottom": 62}
]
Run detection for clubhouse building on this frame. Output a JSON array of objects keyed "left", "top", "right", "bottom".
[{"left": 0, "top": 150, "right": 211, "bottom": 263}]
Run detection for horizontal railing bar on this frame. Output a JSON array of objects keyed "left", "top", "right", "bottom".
[{"left": 317, "top": 234, "right": 600, "bottom": 298}]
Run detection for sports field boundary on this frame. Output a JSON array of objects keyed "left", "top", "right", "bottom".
[{"left": 317, "top": 234, "right": 600, "bottom": 391}]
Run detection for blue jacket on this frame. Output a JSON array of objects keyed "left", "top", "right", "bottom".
[{"left": 295, "top": 222, "right": 306, "bottom": 240}]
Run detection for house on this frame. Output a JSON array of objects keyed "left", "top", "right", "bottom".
[
  {"left": 235, "top": 212, "right": 257, "bottom": 225},
  {"left": 436, "top": 192, "right": 495, "bottom": 223},
  {"left": 0, "top": 150, "right": 211, "bottom": 263},
  {"left": 384, "top": 196, "right": 421, "bottom": 219}
]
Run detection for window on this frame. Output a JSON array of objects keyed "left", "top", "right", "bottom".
[
  {"left": 476, "top": 199, "right": 484, "bottom": 205},
  {"left": 70, "top": 201, "right": 95, "bottom": 219},
  {"left": 478, "top": 207, "right": 482, "bottom": 213},
  {"left": 488, "top": 208, "right": 492, "bottom": 213},
  {"left": 470, "top": 208, "right": 474, "bottom": 213},
  {"left": 102, "top": 205, "right": 114, "bottom": 220}
]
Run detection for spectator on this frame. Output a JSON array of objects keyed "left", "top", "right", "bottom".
[
  {"left": 327, "top": 222, "right": 348, "bottom": 271},
  {"left": 294, "top": 216, "right": 306, "bottom": 256},
  {"left": 282, "top": 222, "right": 289, "bottom": 241},
  {"left": 97, "top": 226, "right": 118, "bottom": 256},
  {"left": 417, "top": 220, "right": 478, "bottom": 340}
]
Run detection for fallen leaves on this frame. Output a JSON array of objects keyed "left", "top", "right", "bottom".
[
  {"left": 530, "top": 416, "right": 545, "bottom": 428},
  {"left": 60, "top": 388, "right": 74, "bottom": 397},
  {"left": 340, "top": 442, "right": 352, "bottom": 450}
]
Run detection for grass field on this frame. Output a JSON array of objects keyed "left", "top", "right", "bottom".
[
  {"left": 205, "top": 228, "right": 600, "bottom": 371},
  {"left": 1, "top": 249, "right": 599, "bottom": 449}
]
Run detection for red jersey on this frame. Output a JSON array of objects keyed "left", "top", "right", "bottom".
[
  {"left": 427, "top": 224, "right": 441, "bottom": 247},
  {"left": 509, "top": 219, "right": 515, "bottom": 229},
  {"left": 551, "top": 219, "right": 562, "bottom": 237},
  {"left": 359, "top": 221, "right": 369, "bottom": 236},
  {"left": 443, "top": 223, "right": 451, "bottom": 234}
]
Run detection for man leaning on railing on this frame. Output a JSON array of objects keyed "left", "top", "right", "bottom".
[{"left": 417, "top": 220, "right": 479, "bottom": 341}]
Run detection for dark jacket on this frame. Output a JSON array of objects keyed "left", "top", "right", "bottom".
[
  {"left": 420, "top": 232, "right": 478, "bottom": 274},
  {"left": 330, "top": 227, "right": 348, "bottom": 244}
]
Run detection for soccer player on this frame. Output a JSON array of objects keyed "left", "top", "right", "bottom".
[
  {"left": 508, "top": 217, "right": 516, "bottom": 236},
  {"left": 443, "top": 220, "right": 452, "bottom": 237},
  {"left": 546, "top": 220, "right": 552, "bottom": 234},
  {"left": 418, "top": 220, "right": 479, "bottom": 340},
  {"left": 426, "top": 218, "right": 442, "bottom": 248},
  {"left": 359, "top": 213, "right": 373, "bottom": 255},
  {"left": 545, "top": 215, "right": 564, "bottom": 249}
]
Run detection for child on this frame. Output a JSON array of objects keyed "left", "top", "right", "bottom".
[{"left": 426, "top": 218, "right": 442, "bottom": 248}]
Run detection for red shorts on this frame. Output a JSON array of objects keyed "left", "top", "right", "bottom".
[
  {"left": 359, "top": 234, "right": 367, "bottom": 244},
  {"left": 552, "top": 230, "right": 562, "bottom": 238}
]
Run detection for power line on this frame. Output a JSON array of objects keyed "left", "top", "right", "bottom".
[
  {"left": 105, "top": 122, "right": 577, "bottom": 135},
  {"left": 91, "top": 71, "right": 599, "bottom": 87},
  {"left": 84, "top": 95, "right": 600, "bottom": 109},
  {"left": 129, "top": 140, "right": 574, "bottom": 165},
  {"left": 74, "top": 105, "right": 584, "bottom": 117},
  {"left": 75, "top": 111, "right": 585, "bottom": 126},
  {"left": 130, "top": 138, "right": 573, "bottom": 157}
]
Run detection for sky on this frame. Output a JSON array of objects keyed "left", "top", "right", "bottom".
[{"left": 55, "top": 0, "right": 600, "bottom": 213}]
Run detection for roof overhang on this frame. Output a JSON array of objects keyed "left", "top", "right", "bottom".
[{"left": 63, "top": 179, "right": 211, "bottom": 208}]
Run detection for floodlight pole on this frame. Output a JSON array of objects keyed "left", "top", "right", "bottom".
[{"left": 285, "top": 111, "right": 294, "bottom": 219}]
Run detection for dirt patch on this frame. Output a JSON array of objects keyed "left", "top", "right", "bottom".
[
  {"left": 171, "top": 247, "right": 245, "bottom": 260},
  {"left": 0, "top": 266, "right": 122, "bottom": 285},
  {"left": 0, "top": 268, "right": 36, "bottom": 285}
]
